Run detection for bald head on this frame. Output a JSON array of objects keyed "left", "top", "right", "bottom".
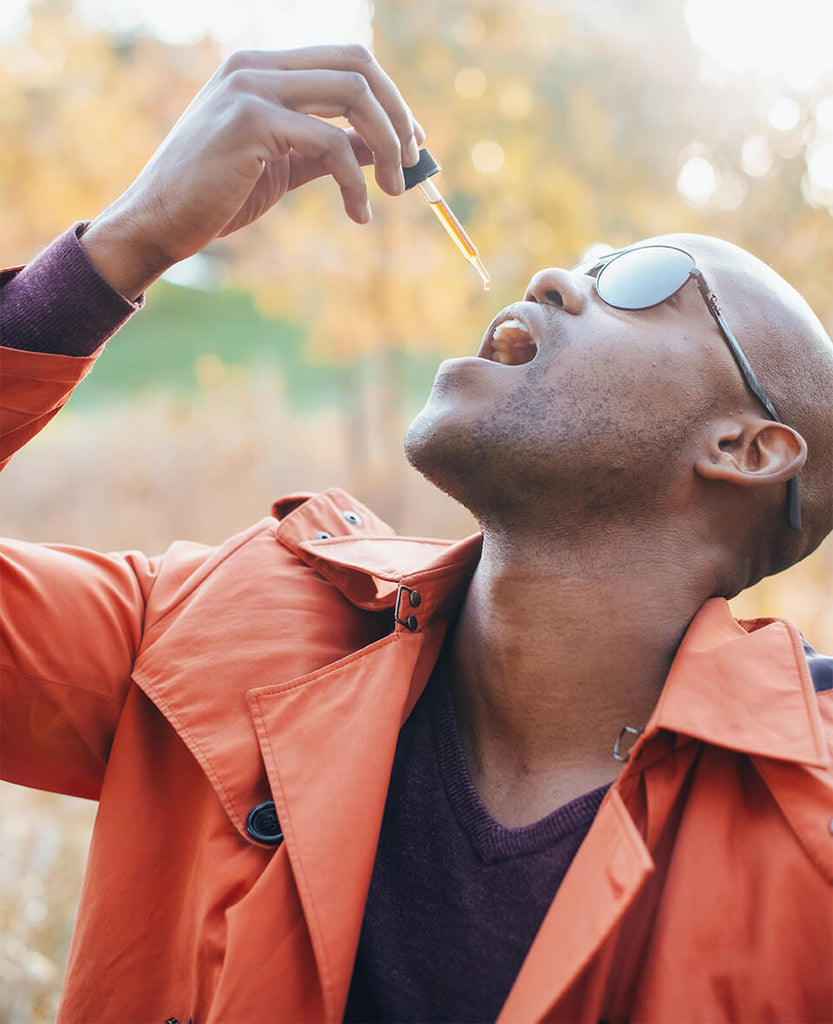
[{"left": 654, "top": 233, "right": 833, "bottom": 580}]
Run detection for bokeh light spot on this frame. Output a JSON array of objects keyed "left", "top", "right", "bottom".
[
  {"left": 471, "top": 139, "right": 505, "bottom": 175},
  {"left": 767, "top": 97, "right": 801, "bottom": 132},
  {"left": 454, "top": 66, "right": 487, "bottom": 100},
  {"left": 815, "top": 96, "right": 833, "bottom": 133},
  {"left": 805, "top": 139, "right": 833, "bottom": 207},
  {"left": 677, "top": 155, "right": 717, "bottom": 204},
  {"left": 741, "top": 135, "right": 773, "bottom": 178},
  {"left": 452, "top": 13, "right": 486, "bottom": 47},
  {"left": 499, "top": 83, "right": 533, "bottom": 119}
]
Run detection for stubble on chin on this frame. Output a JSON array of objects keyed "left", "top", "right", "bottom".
[{"left": 404, "top": 373, "right": 689, "bottom": 529}]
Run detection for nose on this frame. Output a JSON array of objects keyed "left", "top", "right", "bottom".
[{"left": 524, "top": 267, "right": 587, "bottom": 314}]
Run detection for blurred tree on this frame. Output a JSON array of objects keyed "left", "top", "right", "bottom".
[
  {"left": 3, "top": 0, "right": 831, "bottom": 371},
  {"left": 0, "top": 0, "right": 219, "bottom": 258}
]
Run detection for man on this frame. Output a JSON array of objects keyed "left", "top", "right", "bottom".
[{"left": 1, "top": 46, "right": 832, "bottom": 1023}]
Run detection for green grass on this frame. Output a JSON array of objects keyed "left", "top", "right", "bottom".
[{"left": 72, "top": 281, "right": 439, "bottom": 413}]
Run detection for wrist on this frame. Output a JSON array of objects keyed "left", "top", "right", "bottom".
[{"left": 80, "top": 208, "right": 174, "bottom": 301}]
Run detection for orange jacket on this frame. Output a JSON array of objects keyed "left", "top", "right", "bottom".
[{"left": 1, "top": 344, "right": 832, "bottom": 1023}]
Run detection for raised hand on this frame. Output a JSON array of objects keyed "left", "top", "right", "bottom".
[{"left": 81, "top": 45, "right": 424, "bottom": 299}]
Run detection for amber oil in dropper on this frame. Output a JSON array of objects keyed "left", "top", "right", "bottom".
[
  {"left": 417, "top": 178, "right": 490, "bottom": 290},
  {"left": 402, "top": 148, "right": 491, "bottom": 290}
]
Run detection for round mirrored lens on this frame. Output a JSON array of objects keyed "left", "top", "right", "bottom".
[{"left": 595, "top": 246, "right": 695, "bottom": 310}]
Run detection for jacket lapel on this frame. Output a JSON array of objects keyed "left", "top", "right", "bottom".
[
  {"left": 497, "top": 787, "right": 654, "bottom": 1023},
  {"left": 247, "top": 622, "right": 446, "bottom": 1022},
  {"left": 498, "top": 597, "right": 830, "bottom": 1021}
]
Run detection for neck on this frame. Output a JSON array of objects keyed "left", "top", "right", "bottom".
[{"left": 449, "top": 522, "right": 707, "bottom": 826}]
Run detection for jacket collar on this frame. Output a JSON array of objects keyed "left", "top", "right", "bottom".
[
  {"left": 280, "top": 497, "right": 827, "bottom": 769},
  {"left": 274, "top": 488, "right": 482, "bottom": 621},
  {"left": 646, "top": 597, "right": 828, "bottom": 768},
  {"left": 136, "top": 491, "right": 827, "bottom": 853}
]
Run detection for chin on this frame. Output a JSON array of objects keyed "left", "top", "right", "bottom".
[
  {"left": 404, "top": 406, "right": 528, "bottom": 523},
  {"left": 405, "top": 406, "right": 474, "bottom": 504},
  {"left": 403, "top": 406, "right": 450, "bottom": 484}
]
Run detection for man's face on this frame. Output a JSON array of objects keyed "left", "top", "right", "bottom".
[{"left": 404, "top": 238, "right": 747, "bottom": 527}]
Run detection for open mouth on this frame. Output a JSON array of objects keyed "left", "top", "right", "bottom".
[{"left": 480, "top": 313, "right": 538, "bottom": 365}]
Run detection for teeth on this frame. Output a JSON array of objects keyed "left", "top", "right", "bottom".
[{"left": 491, "top": 318, "right": 537, "bottom": 365}]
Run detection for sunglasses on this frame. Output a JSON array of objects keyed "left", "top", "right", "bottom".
[{"left": 580, "top": 244, "right": 801, "bottom": 532}]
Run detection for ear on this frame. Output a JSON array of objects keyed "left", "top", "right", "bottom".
[{"left": 694, "top": 416, "right": 807, "bottom": 488}]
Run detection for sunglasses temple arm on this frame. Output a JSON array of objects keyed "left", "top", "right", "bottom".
[
  {"left": 785, "top": 477, "right": 801, "bottom": 532},
  {"left": 692, "top": 275, "right": 777, "bottom": 418},
  {"left": 693, "top": 272, "right": 802, "bottom": 532}
]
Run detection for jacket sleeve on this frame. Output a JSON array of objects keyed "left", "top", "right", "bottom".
[
  {"left": 0, "top": 539, "right": 161, "bottom": 799},
  {"left": 0, "top": 222, "right": 144, "bottom": 468},
  {"left": 0, "top": 344, "right": 101, "bottom": 471},
  {"left": 0, "top": 227, "right": 154, "bottom": 798}
]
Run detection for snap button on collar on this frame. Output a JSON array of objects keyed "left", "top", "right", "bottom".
[
  {"left": 315, "top": 531, "right": 333, "bottom": 540},
  {"left": 342, "top": 510, "right": 362, "bottom": 526},
  {"left": 395, "top": 584, "right": 421, "bottom": 631}
]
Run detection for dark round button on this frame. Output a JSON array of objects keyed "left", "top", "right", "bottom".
[
  {"left": 408, "top": 590, "right": 421, "bottom": 607},
  {"left": 404, "top": 614, "right": 418, "bottom": 631},
  {"left": 246, "top": 801, "right": 283, "bottom": 846},
  {"left": 315, "top": 531, "right": 333, "bottom": 540}
]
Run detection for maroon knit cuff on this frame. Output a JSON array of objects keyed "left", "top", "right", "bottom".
[{"left": 0, "top": 222, "right": 144, "bottom": 357}]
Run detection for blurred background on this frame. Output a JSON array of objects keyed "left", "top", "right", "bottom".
[{"left": 1, "top": 0, "right": 831, "bottom": 1018}]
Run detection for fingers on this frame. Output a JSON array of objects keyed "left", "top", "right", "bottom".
[
  {"left": 347, "top": 129, "right": 374, "bottom": 168},
  {"left": 287, "top": 129, "right": 374, "bottom": 190},
  {"left": 239, "top": 68, "right": 406, "bottom": 196},
  {"left": 221, "top": 45, "right": 422, "bottom": 186},
  {"left": 254, "top": 104, "right": 372, "bottom": 223}
]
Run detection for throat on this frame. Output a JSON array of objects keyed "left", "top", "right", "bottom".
[{"left": 445, "top": 533, "right": 696, "bottom": 826}]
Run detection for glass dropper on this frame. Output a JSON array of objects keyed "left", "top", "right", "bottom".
[{"left": 402, "top": 148, "right": 491, "bottom": 290}]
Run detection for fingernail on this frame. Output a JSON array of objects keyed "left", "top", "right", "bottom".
[
  {"left": 404, "top": 135, "right": 420, "bottom": 166},
  {"left": 363, "top": 199, "right": 372, "bottom": 223},
  {"left": 395, "top": 167, "right": 406, "bottom": 194}
]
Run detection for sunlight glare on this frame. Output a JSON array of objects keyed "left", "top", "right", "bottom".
[
  {"left": 75, "top": 0, "right": 372, "bottom": 52},
  {"left": 686, "top": 0, "right": 833, "bottom": 91},
  {"left": 0, "top": 0, "right": 30, "bottom": 44}
]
